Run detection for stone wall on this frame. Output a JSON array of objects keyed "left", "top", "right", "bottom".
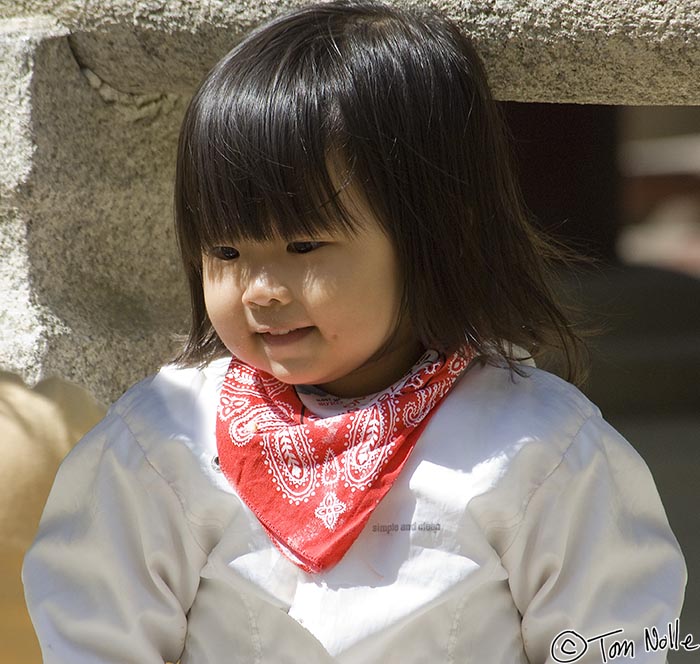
[{"left": 1, "top": 0, "right": 699, "bottom": 403}]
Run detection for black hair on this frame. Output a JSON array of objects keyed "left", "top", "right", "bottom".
[{"left": 174, "top": 0, "right": 590, "bottom": 384}]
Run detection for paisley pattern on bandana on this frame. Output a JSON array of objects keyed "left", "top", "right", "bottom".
[{"left": 215, "top": 347, "right": 475, "bottom": 572}]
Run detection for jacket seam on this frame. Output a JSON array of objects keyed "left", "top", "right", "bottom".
[
  {"left": 497, "top": 414, "right": 596, "bottom": 560},
  {"left": 446, "top": 560, "right": 501, "bottom": 663},
  {"left": 111, "top": 411, "right": 212, "bottom": 558}
]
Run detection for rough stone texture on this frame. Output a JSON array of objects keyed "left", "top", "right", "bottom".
[
  {"left": 1, "top": 18, "right": 188, "bottom": 404},
  {"left": 0, "top": 0, "right": 699, "bottom": 403},
  {"left": 1, "top": 0, "right": 698, "bottom": 103}
]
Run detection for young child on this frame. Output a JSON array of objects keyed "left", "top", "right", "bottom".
[{"left": 23, "top": 1, "right": 686, "bottom": 662}]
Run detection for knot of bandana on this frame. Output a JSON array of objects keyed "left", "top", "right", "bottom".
[{"left": 215, "top": 347, "right": 475, "bottom": 572}]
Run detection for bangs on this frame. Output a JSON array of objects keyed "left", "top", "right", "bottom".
[{"left": 177, "top": 28, "right": 363, "bottom": 257}]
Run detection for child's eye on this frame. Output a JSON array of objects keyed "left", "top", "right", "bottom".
[
  {"left": 210, "top": 246, "right": 239, "bottom": 261},
  {"left": 288, "top": 241, "right": 325, "bottom": 254}
]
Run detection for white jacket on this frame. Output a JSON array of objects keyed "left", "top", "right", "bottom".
[{"left": 22, "top": 357, "right": 686, "bottom": 663}]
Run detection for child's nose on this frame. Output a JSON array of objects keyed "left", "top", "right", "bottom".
[{"left": 242, "top": 269, "right": 293, "bottom": 308}]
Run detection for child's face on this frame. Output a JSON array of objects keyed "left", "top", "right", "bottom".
[{"left": 202, "top": 194, "right": 422, "bottom": 398}]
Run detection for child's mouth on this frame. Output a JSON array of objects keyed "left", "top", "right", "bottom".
[{"left": 259, "top": 326, "right": 314, "bottom": 346}]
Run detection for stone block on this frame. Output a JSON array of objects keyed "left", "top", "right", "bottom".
[
  {"left": 1, "top": 18, "right": 188, "bottom": 404},
  {"left": 0, "top": 0, "right": 698, "bottom": 403}
]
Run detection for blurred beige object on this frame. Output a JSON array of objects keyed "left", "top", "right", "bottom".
[
  {"left": 617, "top": 194, "right": 700, "bottom": 279},
  {"left": 0, "top": 372, "right": 106, "bottom": 664},
  {"left": 619, "top": 133, "right": 700, "bottom": 177}
]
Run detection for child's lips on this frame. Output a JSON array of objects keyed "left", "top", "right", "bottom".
[{"left": 257, "top": 326, "right": 315, "bottom": 346}]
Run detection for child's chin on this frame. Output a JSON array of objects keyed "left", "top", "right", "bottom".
[{"left": 263, "top": 362, "right": 327, "bottom": 387}]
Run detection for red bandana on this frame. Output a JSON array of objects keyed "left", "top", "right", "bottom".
[{"left": 215, "top": 347, "right": 475, "bottom": 572}]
